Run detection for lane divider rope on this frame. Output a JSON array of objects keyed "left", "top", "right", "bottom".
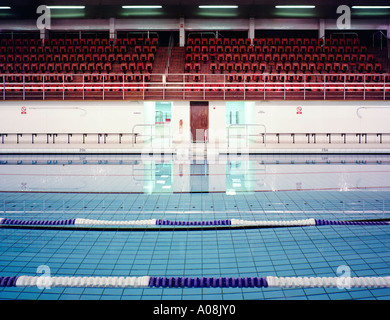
[
  {"left": 0, "top": 217, "right": 389, "bottom": 229},
  {"left": 0, "top": 275, "right": 389, "bottom": 288}
]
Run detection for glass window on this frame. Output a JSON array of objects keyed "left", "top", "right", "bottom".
[
  {"left": 226, "top": 101, "right": 245, "bottom": 125},
  {"left": 155, "top": 102, "right": 172, "bottom": 124}
]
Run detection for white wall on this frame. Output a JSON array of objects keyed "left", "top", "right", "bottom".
[
  {"left": 209, "top": 101, "right": 226, "bottom": 144},
  {"left": 171, "top": 101, "right": 190, "bottom": 145},
  {"left": 253, "top": 100, "right": 390, "bottom": 134},
  {"left": 0, "top": 100, "right": 144, "bottom": 134},
  {"left": 0, "top": 100, "right": 389, "bottom": 137}
]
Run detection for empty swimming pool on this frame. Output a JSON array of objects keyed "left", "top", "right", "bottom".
[{"left": 0, "top": 154, "right": 389, "bottom": 300}]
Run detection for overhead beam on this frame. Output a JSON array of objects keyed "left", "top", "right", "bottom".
[{"left": 0, "top": 18, "right": 388, "bottom": 33}]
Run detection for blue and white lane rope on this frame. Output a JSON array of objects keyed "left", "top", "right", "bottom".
[
  {"left": 0, "top": 217, "right": 389, "bottom": 228},
  {"left": 1, "top": 275, "right": 389, "bottom": 289}
]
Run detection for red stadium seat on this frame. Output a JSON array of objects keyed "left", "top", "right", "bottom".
[
  {"left": 63, "top": 63, "right": 71, "bottom": 73},
  {"left": 243, "top": 62, "right": 250, "bottom": 72},
  {"left": 341, "top": 63, "right": 349, "bottom": 73},
  {"left": 225, "top": 63, "right": 233, "bottom": 72},
  {"left": 218, "top": 63, "right": 225, "bottom": 73},
  {"left": 193, "top": 53, "right": 201, "bottom": 62},
  {"left": 132, "top": 54, "right": 139, "bottom": 62},
  {"left": 210, "top": 63, "right": 217, "bottom": 73},
  {"left": 145, "top": 62, "right": 153, "bottom": 73},
  {"left": 193, "top": 63, "right": 200, "bottom": 72},
  {"left": 87, "top": 63, "right": 95, "bottom": 73},
  {"left": 374, "top": 63, "right": 382, "bottom": 73},
  {"left": 324, "top": 63, "right": 333, "bottom": 73},
  {"left": 275, "top": 62, "right": 283, "bottom": 73},
  {"left": 233, "top": 54, "right": 240, "bottom": 63},
  {"left": 126, "top": 62, "right": 135, "bottom": 73},
  {"left": 259, "top": 62, "right": 267, "bottom": 73}
]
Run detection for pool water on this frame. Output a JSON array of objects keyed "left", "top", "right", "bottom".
[{"left": 0, "top": 154, "right": 389, "bottom": 300}]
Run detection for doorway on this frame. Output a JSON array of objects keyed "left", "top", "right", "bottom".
[{"left": 190, "top": 101, "right": 209, "bottom": 142}]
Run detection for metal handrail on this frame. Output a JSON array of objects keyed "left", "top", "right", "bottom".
[
  {"left": 1, "top": 72, "right": 389, "bottom": 101},
  {"left": 227, "top": 124, "right": 267, "bottom": 148},
  {"left": 330, "top": 32, "right": 359, "bottom": 40},
  {"left": 2, "top": 72, "right": 388, "bottom": 82},
  {"left": 187, "top": 32, "right": 217, "bottom": 39},
  {"left": 165, "top": 33, "right": 174, "bottom": 75},
  {"left": 373, "top": 31, "right": 390, "bottom": 50},
  {"left": 131, "top": 123, "right": 171, "bottom": 147},
  {"left": 1, "top": 72, "right": 388, "bottom": 79}
]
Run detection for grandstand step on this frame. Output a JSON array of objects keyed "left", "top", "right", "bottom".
[{"left": 152, "top": 47, "right": 168, "bottom": 74}]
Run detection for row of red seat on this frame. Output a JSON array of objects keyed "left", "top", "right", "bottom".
[
  {"left": 1, "top": 73, "right": 152, "bottom": 83},
  {"left": 0, "top": 37, "right": 158, "bottom": 47},
  {"left": 2, "top": 83, "right": 147, "bottom": 92},
  {"left": 183, "top": 83, "right": 387, "bottom": 92},
  {"left": 225, "top": 74, "right": 386, "bottom": 84},
  {"left": 0, "top": 53, "right": 155, "bottom": 64},
  {"left": 0, "top": 45, "right": 157, "bottom": 55},
  {"left": 1, "top": 61, "right": 153, "bottom": 74},
  {"left": 186, "top": 52, "right": 375, "bottom": 64},
  {"left": 186, "top": 37, "right": 361, "bottom": 47},
  {"left": 0, "top": 62, "right": 112, "bottom": 73},
  {"left": 185, "top": 61, "right": 381, "bottom": 74},
  {"left": 186, "top": 73, "right": 388, "bottom": 84},
  {"left": 186, "top": 44, "right": 367, "bottom": 55}
]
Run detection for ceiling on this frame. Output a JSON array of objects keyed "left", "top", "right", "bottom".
[{"left": 1, "top": 0, "right": 390, "bottom": 19}]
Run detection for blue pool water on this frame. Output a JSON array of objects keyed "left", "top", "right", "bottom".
[{"left": 0, "top": 154, "right": 389, "bottom": 300}]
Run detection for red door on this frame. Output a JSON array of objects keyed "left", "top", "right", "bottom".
[{"left": 190, "top": 101, "right": 209, "bottom": 142}]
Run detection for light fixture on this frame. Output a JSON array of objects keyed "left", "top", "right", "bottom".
[
  {"left": 352, "top": 6, "right": 390, "bottom": 9},
  {"left": 199, "top": 5, "right": 238, "bottom": 9},
  {"left": 275, "top": 5, "right": 315, "bottom": 9},
  {"left": 47, "top": 6, "right": 85, "bottom": 9},
  {"left": 122, "top": 5, "right": 162, "bottom": 9},
  {"left": 0, "top": 6, "right": 11, "bottom": 9}
]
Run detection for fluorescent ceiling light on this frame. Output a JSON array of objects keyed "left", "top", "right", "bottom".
[
  {"left": 122, "top": 5, "right": 162, "bottom": 9},
  {"left": 275, "top": 5, "right": 315, "bottom": 9},
  {"left": 352, "top": 6, "right": 390, "bottom": 9},
  {"left": 0, "top": 6, "right": 11, "bottom": 9},
  {"left": 199, "top": 5, "right": 238, "bottom": 9},
  {"left": 47, "top": 6, "right": 85, "bottom": 9}
]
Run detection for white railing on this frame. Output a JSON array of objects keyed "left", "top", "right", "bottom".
[
  {"left": 131, "top": 124, "right": 172, "bottom": 147},
  {"left": 1, "top": 72, "right": 389, "bottom": 100},
  {"left": 227, "top": 124, "right": 267, "bottom": 147}
]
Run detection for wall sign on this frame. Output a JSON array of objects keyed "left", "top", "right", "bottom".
[
  {"left": 296, "top": 106, "right": 302, "bottom": 114},
  {"left": 21, "top": 106, "right": 27, "bottom": 115}
]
